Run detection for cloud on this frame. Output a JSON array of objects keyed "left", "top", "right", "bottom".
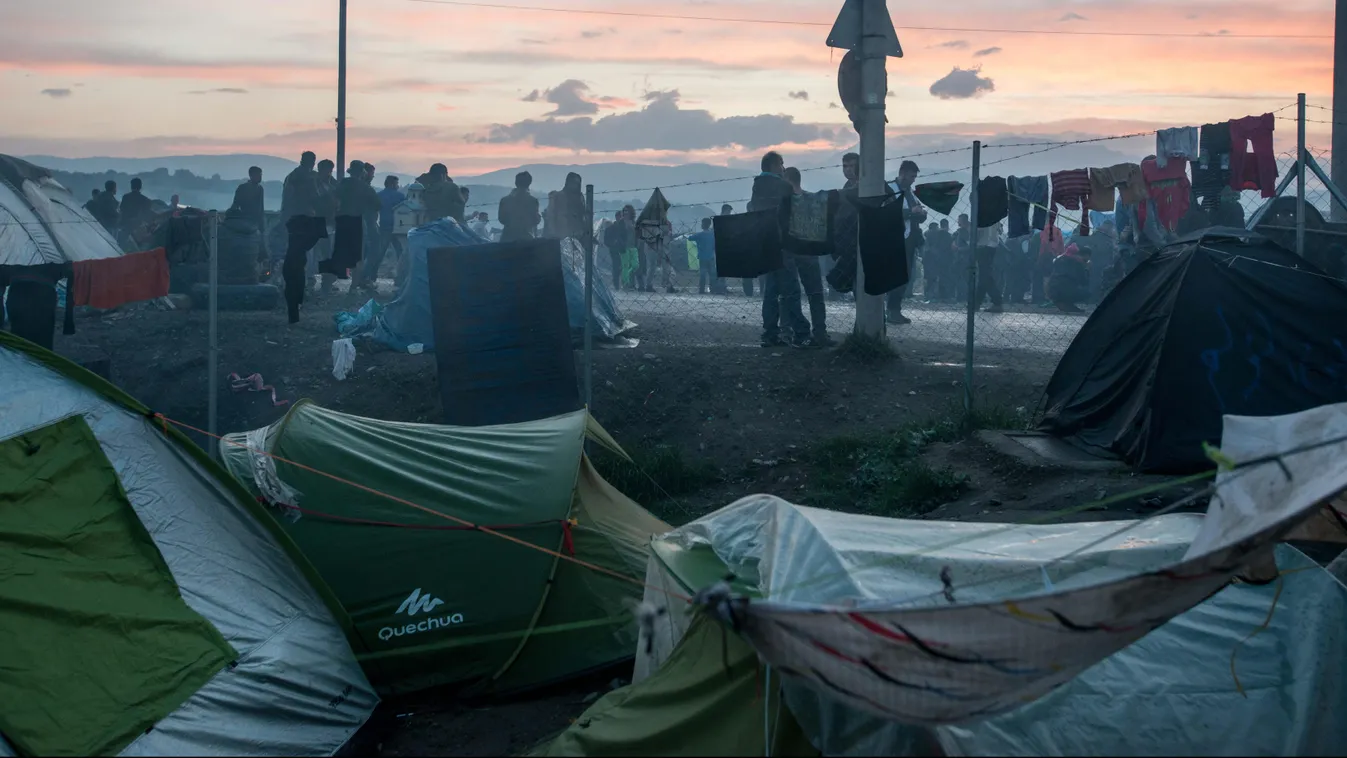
[
  {"left": 974, "top": 46, "right": 1002, "bottom": 57},
  {"left": 580, "top": 27, "right": 616, "bottom": 38},
  {"left": 1058, "top": 12, "right": 1088, "bottom": 22},
  {"left": 40, "top": 88, "right": 72, "bottom": 98},
  {"left": 481, "top": 90, "right": 835, "bottom": 152},
  {"left": 188, "top": 87, "right": 247, "bottom": 95},
  {"left": 829, "top": 102, "right": 839, "bottom": 109},
  {"left": 935, "top": 40, "right": 969, "bottom": 49},
  {"left": 520, "top": 38, "right": 549, "bottom": 46},
  {"left": 523, "top": 79, "right": 629, "bottom": 117},
  {"left": 788, "top": 90, "right": 809, "bottom": 101},
  {"left": 929, "top": 67, "right": 995, "bottom": 100}
]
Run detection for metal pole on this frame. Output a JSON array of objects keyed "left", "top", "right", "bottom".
[
  {"left": 336, "top": 0, "right": 348, "bottom": 173},
  {"left": 1297, "top": 93, "right": 1307, "bottom": 258},
  {"left": 584, "top": 184, "right": 595, "bottom": 411},
  {"left": 207, "top": 211, "right": 219, "bottom": 458},
  {"left": 964, "top": 141, "right": 980, "bottom": 417},
  {"left": 1333, "top": 0, "right": 1347, "bottom": 221},
  {"left": 853, "top": 0, "right": 888, "bottom": 338}
]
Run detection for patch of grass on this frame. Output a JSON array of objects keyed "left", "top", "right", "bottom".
[
  {"left": 806, "top": 419, "right": 971, "bottom": 518},
  {"left": 835, "top": 331, "right": 898, "bottom": 364},
  {"left": 590, "top": 444, "right": 722, "bottom": 521}
]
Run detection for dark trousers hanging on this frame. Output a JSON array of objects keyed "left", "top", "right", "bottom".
[
  {"left": 975, "top": 247, "right": 1003, "bottom": 309},
  {"left": 6, "top": 281, "right": 57, "bottom": 350},
  {"left": 283, "top": 215, "right": 327, "bottom": 323}
]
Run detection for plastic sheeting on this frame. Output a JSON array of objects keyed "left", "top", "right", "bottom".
[
  {"left": 337, "top": 219, "right": 634, "bottom": 352},
  {"left": 0, "top": 335, "right": 377, "bottom": 757}
]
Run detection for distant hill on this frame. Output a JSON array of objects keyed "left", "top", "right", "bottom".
[{"left": 21, "top": 154, "right": 300, "bottom": 182}]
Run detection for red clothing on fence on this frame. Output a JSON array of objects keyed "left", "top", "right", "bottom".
[
  {"left": 1139, "top": 157, "right": 1191, "bottom": 233},
  {"left": 1228, "top": 113, "right": 1277, "bottom": 198},
  {"left": 1050, "top": 169, "right": 1092, "bottom": 236},
  {"left": 70, "top": 247, "right": 170, "bottom": 309}
]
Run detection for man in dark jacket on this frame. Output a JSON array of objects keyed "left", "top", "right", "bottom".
[
  {"left": 322, "top": 160, "right": 380, "bottom": 281},
  {"left": 416, "top": 164, "right": 466, "bottom": 224},
  {"left": 89, "top": 180, "right": 120, "bottom": 236},
  {"left": 498, "top": 171, "right": 541, "bottom": 243},
  {"left": 749, "top": 151, "right": 809, "bottom": 348},
  {"left": 230, "top": 167, "right": 268, "bottom": 261},
  {"left": 118, "top": 177, "right": 154, "bottom": 249},
  {"left": 603, "top": 208, "right": 634, "bottom": 289}
]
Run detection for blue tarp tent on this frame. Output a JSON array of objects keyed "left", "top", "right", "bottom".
[{"left": 336, "top": 220, "right": 632, "bottom": 351}]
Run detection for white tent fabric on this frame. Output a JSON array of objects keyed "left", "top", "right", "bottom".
[
  {"left": 636, "top": 403, "right": 1347, "bottom": 753},
  {"left": 700, "top": 404, "right": 1344, "bottom": 727},
  {"left": 0, "top": 342, "right": 378, "bottom": 756},
  {"left": 0, "top": 155, "right": 123, "bottom": 266}
]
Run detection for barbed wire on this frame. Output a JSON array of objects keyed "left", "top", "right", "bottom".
[{"left": 403, "top": 0, "right": 1331, "bottom": 39}]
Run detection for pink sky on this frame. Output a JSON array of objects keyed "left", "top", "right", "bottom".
[{"left": 0, "top": 0, "right": 1333, "bottom": 174}]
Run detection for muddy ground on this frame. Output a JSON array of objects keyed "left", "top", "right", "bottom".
[{"left": 51, "top": 287, "right": 1199, "bottom": 756}]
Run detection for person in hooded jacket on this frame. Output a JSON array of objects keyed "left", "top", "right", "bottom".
[{"left": 545, "top": 172, "right": 588, "bottom": 241}]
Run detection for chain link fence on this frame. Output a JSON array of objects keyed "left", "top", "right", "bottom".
[{"left": 578, "top": 139, "right": 1342, "bottom": 428}]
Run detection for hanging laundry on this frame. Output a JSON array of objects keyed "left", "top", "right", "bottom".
[
  {"left": 913, "top": 181, "right": 964, "bottom": 216},
  {"left": 1139, "top": 156, "right": 1191, "bottom": 233},
  {"left": 976, "top": 176, "right": 1009, "bottom": 228},
  {"left": 320, "top": 216, "right": 364, "bottom": 279},
  {"left": 1086, "top": 169, "right": 1117, "bottom": 212},
  {"left": 1050, "top": 169, "right": 1093, "bottom": 236},
  {"left": 1229, "top": 113, "right": 1277, "bottom": 198},
  {"left": 1008, "top": 176, "right": 1049, "bottom": 236},
  {"left": 1191, "top": 122, "right": 1232, "bottom": 211},
  {"left": 784, "top": 190, "right": 839, "bottom": 256},
  {"left": 69, "top": 247, "right": 170, "bottom": 309},
  {"left": 855, "top": 195, "right": 909, "bottom": 296},
  {"left": 712, "top": 210, "right": 783, "bottom": 279},
  {"left": 1085, "top": 163, "right": 1146, "bottom": 212},
  {"left": 1155, "top": 126, "right": 1199, "bottom": 169}
]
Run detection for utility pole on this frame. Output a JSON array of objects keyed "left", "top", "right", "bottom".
[
  {"left": 852, "top": 0, "right": 888, "bottom": 338},
  {"left": 336, "top": 0, "right": 348, "bottom": 174},
  {"left": 1335, "top": 0, "right": 1346, "bottom": 220}
]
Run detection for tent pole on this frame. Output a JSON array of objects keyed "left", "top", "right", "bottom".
[
  {"left": 208, "top": 211, "right": 219, "bottom": 459},
  {"left": 584, "top": 184, "right": 595, "bottom": 412},
  {"left": 1297, "top": 93, "right": 1307, "bottom": 258}
]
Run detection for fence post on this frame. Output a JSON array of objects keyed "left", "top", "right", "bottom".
[
  {"left": 207, "top": 210, "right": 219, "bottom": 459},
  {"left": 1296, "top": 93, "right": 1307, "bottom": 258},
  {"left": 964, "top": 141, "right": 981, "bottom": 422},
  {"left": 584, "top": 184, "right": 595, "bottom": 412}
]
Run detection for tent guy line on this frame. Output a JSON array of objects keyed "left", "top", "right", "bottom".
[{"left": 152, "top": 412, "right": 696, "bottom": 604}]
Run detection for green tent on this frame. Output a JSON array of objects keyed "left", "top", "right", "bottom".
[
  {"left": 0, "top": 332, "right": 377, "bottom": 757},
  {"left": 220, "top": 401, "right": 670, "bottom": 696}
]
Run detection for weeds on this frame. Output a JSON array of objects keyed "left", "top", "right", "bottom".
[{"left": 590, "top": 444, "right": 722, "bottom": 520}]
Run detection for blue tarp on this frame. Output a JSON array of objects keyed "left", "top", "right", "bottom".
[{"left": 339, "top": 219, "right": 631, "bottom": 352}]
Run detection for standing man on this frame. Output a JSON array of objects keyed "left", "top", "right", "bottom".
[
  {"left": 974, "top": 221, "right": 1005, "bottom": 313},
  {"left": 784, "top": 167, "right": 832, "bottom": 347},
  {"left": 280, "top": 152, "right": 324, "bottom": 321},
  {"left": 545, "top": 172, "right": 587, "bottom": 241},
  {"left": 274, "top": 151, "right": 318, "bottom": 278},
  {"left": 886, "top": 160, "right": 926, "bottom": 325},
  {"left": 231, "top": 167, "right": 268, "bottom": 264},
  {"left": 749, "top": 151, "right": 808, "bottom": 348},
  {"left": 498, "top": 171, "right": 541, "bottom": 243},
  {"left": 689, "top": 217, "right": 726, "bottom": 295},
  {"left": 313, "top": 159, "right": 339, "bottom": 295},
  {"left": 603, "top": 209, "right": 632, "bottom": 290},
  {"left": 118, "top": 177, "right": 154, "bottom": 250},
  {"left": 357, "top": 174, "right": 405, "bottom": 292},
  {"left": 90, "top": 180, "right": 120, "bottom": 237}
]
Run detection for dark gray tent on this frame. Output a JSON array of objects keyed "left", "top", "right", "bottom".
[{"left": 1039, "top": 228, "right": 1347, "bottom": 473}]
